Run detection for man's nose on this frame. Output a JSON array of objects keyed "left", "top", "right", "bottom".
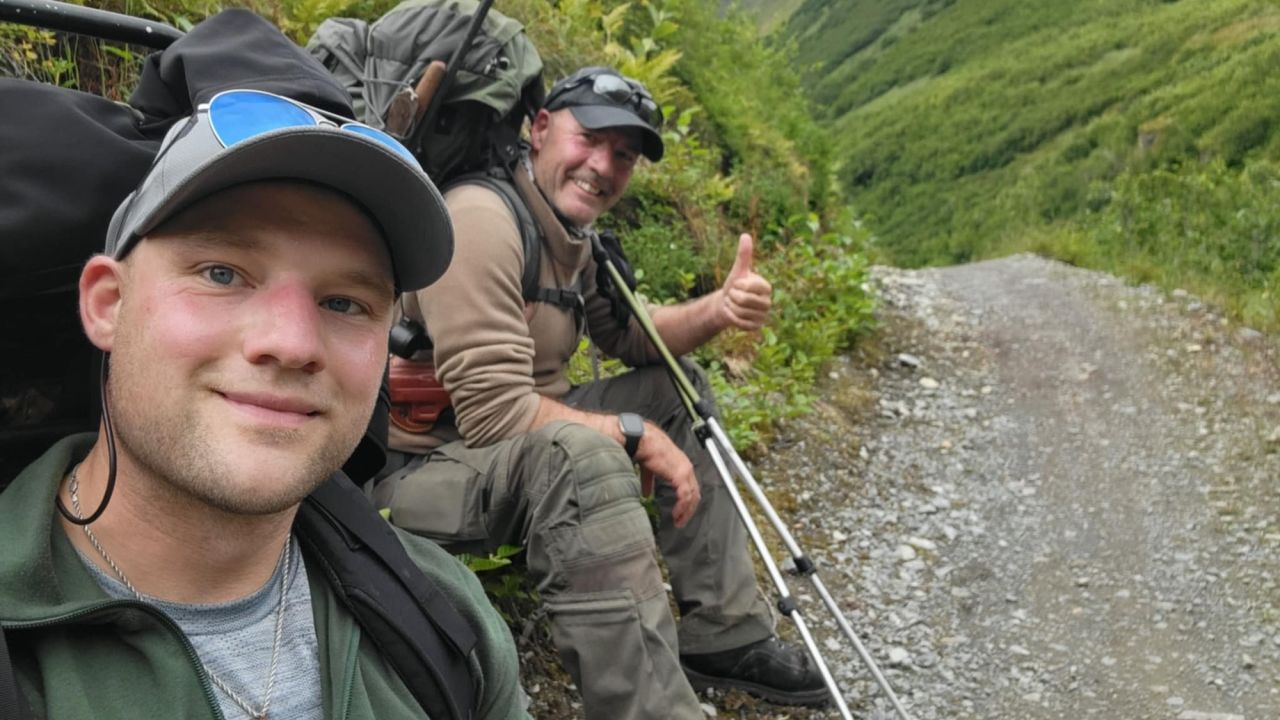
[
  {"left": 586, "top": 142, "right": 616, "bottom": 178},
  {"left": 241, "top": 280, "right": 326, "bottom": 372}
]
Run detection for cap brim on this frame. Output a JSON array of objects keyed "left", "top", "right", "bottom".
[
  {"left": 568, "top": 105, "right": 664, "bottom": 162},
  {"left": 128, "top": 128, "right": 452, "bottom": 292}
]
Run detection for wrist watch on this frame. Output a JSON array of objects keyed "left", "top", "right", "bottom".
[{"left": 618, "top": 412, "right": 644, "bottom": 459}]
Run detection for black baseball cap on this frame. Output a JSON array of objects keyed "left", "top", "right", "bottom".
[{"left": 544, "top": 67, "right": 664, "bottom": 162}]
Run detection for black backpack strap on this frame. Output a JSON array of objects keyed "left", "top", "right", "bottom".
[
  {"left": 447, "top": 169, "right": 586, "bottom": 315},
  {"left": 0, "top": 626, "right": 34, "bottom": 720},
  {"left": 530, "top": 286, "right": 586, "bottom": 315},
  {"left": 450, "top": 172, "right": 544, "bottom": 303},
  {"left": 295, "top": 475, "right": 478, "bottom": 720}
]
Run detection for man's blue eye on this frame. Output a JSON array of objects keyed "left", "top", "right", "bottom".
[
  {"left": 207, "top": 266, "right": 236, "bottom": 285},
  {"left": 324, "top": 297, "right": 356, "bottom": 314}
]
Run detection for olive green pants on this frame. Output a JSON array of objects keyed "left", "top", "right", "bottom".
[{"left": 373, "top": 361, "right": 773, "bottom": 720}]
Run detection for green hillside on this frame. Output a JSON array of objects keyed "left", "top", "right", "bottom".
[
  {"left": 785, "top": 0, "right": 1280, "bottom": 329},
  {"left": 726, "top": 0, "right": 805, "bottom": 33}
]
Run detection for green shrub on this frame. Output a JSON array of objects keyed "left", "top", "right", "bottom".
[
  {"left": 1077, "top": 158, "right": 1280, "bottom": 328},
  {"left": 701, "top": 212, "right": 876, "bottom": 449}
]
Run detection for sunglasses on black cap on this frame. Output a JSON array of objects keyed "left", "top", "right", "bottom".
[{"left": 546, "top": 71, "right": 664, "bottom": 129}]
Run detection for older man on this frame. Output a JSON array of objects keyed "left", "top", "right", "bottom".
[
  {"left": 0, "top": 87, "right": 527, "bottom": 720},
  {"left": 377, "top": 66, "right": 825, "bottom": 719}
]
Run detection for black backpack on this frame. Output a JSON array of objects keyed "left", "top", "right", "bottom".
[{"left": 0, "top": 6, "right": 480, "bottom": 718}]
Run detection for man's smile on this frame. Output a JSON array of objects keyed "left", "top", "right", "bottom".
[
  {"left": 218, "top": 389, "right": 323, "bottom": 428},
  {"left": 573, "top": 177, "right": 605, "bottom": 196}
]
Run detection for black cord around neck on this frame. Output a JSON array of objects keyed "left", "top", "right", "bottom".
[{"left": 56, "top": 353, "right": 117, "bottom": 525}]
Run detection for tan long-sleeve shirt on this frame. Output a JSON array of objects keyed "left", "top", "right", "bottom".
[{"left": 389, "top": 160, "right": 658, "bottom": 453}]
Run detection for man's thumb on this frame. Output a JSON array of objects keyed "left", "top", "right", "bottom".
[{"left": 728, "top": 233, "right": 754, "bottom": 281}]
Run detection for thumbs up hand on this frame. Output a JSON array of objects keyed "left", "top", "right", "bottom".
[{"left": 718, "top": 233, "right": 772, "bottom": 331}]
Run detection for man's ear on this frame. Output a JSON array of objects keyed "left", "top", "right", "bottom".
[
  {"left": 79, "top": 255, "right": 125, "bottom": 352},
  {"left": 529, "top": 109, "right": 552, "bottom": 152}
]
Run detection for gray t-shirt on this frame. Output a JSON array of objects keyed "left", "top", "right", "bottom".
[{"left": 79, "top": 537, "right": 323, "bottom": 720}]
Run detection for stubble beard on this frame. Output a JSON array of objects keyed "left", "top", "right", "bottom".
[
  {"left": 561, "top": 170, "right": 615, "bottom": 227},
  {"left": 105, "top": 326, "right": 364, "bottom": 516}
]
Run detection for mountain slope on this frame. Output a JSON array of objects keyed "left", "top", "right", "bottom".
[
  {"left": 783, "top": 0, "right": 1280, "bottom": 326},
  {"left": 728, "top": 0, "right": 805, "bottom": 33}
]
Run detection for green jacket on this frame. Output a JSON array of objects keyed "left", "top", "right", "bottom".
[{"left": 0, "top": 435, "right": 530, "bottom": 720}]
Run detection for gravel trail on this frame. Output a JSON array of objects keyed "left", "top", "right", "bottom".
[
  {"left": 524, "top": 254, "right": 1280, "bottom": 719},
  {"left": 738, "top": 254, "right": 1280, "bottom": 720}
]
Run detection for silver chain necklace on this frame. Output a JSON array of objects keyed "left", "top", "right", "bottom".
[{"left": 68, "top": 463, "right": 290, "bottom": 720}]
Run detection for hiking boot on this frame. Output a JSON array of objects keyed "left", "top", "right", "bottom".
[{"left": 681, "top": 637, "right": 829, "bottom": 706}]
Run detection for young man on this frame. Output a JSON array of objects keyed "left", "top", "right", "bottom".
[
  {"left": 0, "top": 89, "right": 527, "bottom": 719},
  {"left": 377, "top": 67, "right": 826, "bottom": 719}
]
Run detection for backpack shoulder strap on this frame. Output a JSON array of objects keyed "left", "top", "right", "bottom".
[
  {"left": 447, "top": 169, "right": 544, "bottom": 306},
  {"left": 0, "top": 625, "right": 33, "bottom": 720},
  {"left": 295, "top": 475, "right": 478, "bottom": 720},
  {"left": 448, "top": 166, "right": 585, "bottom": 315}
]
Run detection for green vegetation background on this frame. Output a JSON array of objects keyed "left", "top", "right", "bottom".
[
  {"left": 0, "top": 0, "right": 875, "bottom": 448},
  {"left": 779, "top": 0, "right": 1279, "bottom": 330}
]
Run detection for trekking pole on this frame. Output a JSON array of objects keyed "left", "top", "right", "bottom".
[
  {"left": 0, "top": 0, "right": 182, "bottom": 49},
  {"left": 591, "top": 238, "right": 916, "bottom": 720},
  {"left": 703, "top": 414, "right": 914, "bottom": 720},
  {"left": 702, "top": 432, "right": 855, "bottom": 720}
]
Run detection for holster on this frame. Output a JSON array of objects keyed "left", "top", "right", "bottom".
[{"left": 388, "top": 355, "right": 452, "bottom": 434}]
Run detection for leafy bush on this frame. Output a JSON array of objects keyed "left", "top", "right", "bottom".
[
  {"left": 700, "top": 212, "right": 877, "bottom": 449},
  {"left": 456, "top": 545, "right": 536, "bottom": 621},
  {"left": 1077, "top": 159, "right": 1280, "bottom": 329}
]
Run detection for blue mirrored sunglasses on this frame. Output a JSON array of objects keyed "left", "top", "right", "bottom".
[{"left": 205, "top": 89, "right": 421, "bottom": 168}]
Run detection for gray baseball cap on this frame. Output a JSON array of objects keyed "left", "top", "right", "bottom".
[{"left": 105, "top": 95, "right": 452, "bottom": 292}]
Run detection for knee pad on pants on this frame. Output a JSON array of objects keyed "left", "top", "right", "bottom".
[{"left": 524, "top": 422, "right": 662, "bottom": 599}]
